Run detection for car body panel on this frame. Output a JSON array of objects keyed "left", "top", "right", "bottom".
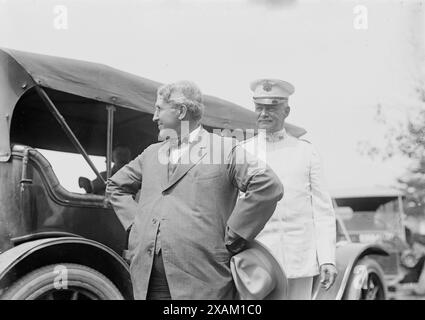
[{"left": 313, "top": 242, "right": 388, "bottom": 299}]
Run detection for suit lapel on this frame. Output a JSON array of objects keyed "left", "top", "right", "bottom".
[{"left": 162, "top": 128, "right": 209, "bottom": 193}]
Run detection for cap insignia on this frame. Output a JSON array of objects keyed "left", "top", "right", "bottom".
[{"left": 263, "top": 81, "right": 273, "bottom": 92}]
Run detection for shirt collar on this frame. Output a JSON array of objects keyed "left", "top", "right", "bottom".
[
  {"left": 266, "top": 128, "right": 287, "bottom": 142},
  {"left": 187, "top": 125, "right": 202, "bottom": 144},
  {"left": 169, "top": 125, "right": 202, "bottom": 147}
]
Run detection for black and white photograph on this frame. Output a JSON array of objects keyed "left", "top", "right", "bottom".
[{"left": 0, "top": 0, "right": 424, "bottom": 305}]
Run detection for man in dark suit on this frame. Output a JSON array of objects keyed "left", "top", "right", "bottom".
[{"left": 106, "top": 80, "right": 283, "bottom": 300}]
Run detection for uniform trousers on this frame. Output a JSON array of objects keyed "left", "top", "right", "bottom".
[{"left": 287, "top": 277, "right": 313, "bottom": 300}]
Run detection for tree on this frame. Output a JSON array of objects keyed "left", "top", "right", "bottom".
[{"left": 358, "top": 83, "right": 425, "bottom": 217}]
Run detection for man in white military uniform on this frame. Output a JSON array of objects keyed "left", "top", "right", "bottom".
[{"left": 243, "top": 79, "right": 337, "bottom": 299}]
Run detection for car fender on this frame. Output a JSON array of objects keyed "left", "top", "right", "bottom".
[
  {"left": 313, "top": 242, "right": 388, "bottom": 300},
  {"left": 0, "top": 237, "right": 132, "bottom": 299}
]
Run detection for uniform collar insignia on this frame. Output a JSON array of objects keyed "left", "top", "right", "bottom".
[{"left": 266, "top": 128, "right": 287, "bottom": 142}]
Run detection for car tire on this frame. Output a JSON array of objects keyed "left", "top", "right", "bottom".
[
  {"left": 0, "top": 263, "right": 124, "bottom": 300},
  {"left": 344, "top": 257, "right": 387, "bottom": 300}
]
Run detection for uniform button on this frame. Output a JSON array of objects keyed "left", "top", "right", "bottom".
[{"left": 147, "top": 248, "right": 152, "bottom": 255}]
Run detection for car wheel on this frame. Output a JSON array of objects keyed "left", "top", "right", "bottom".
[
  {"left": 344, "top": 258, "right": 387, "bottom": 300},
  {"left": 0, "top": 263, "right": 124, "bottom": 300}
]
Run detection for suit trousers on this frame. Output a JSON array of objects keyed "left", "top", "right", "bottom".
[
  {"left": 146, "top": 250, "right": 171, "bottom": 300},
  {"left": 287, "top": 277, "right": 313, "bottom": 300}
]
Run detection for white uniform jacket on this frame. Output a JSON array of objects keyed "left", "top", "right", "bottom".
[{"left": 241, "top": 129, "right": 336, "bottom": 278}]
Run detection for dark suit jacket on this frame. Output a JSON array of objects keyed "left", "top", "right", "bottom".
[{"left": 106, "top": 128, "right": 283, "bottom": 299}]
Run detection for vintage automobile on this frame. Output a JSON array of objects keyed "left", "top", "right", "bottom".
[
  {"left": 328, "top": 191, "right": 407, "bottom": 300},
  {"left": 311, "top": 213, "right": 389, "bottom": 300},
  {"left": 0, "top": 48, "right": 388, "bottom": 300}
]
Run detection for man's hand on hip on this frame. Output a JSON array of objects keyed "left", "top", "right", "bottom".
[{"left": 319, "top": 263, "right": 338, "bottom": 290}]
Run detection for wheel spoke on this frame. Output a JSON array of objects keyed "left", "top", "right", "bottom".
[
  {"left": 365, "top": 275, "right": 381, "bottom": 300},
  {"left": 351, "top": 260, "right": 385, "bottom": 300},
  {"left": 70, "top": 291, "right": 79, "bottom": 300},
  {"left": 368, "top": 285, "right": 379, "bottom": 299}
]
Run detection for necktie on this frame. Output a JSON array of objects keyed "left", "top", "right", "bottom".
[
  {"left": 168, "top": 159, "right": 177, "bottom": 180},
  {"left": 167, "top": 134, "right": 194, "bottom": 180},
  {"left": 168, "top": 144, "right": 178, "bottom": 180}
]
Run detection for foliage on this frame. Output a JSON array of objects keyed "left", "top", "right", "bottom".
[{"left": 358, "top": 85, "right": 425, "bottom": 216}]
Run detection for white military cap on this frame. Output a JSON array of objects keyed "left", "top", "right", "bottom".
[{"left": 250, "top": 79, "right": 295, "bottom": 105}]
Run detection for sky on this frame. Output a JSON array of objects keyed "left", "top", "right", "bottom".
[{"left": 1, "top": 0, "right": 424, "bottom": 195}]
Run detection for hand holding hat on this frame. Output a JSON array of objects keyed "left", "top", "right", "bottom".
[{"left": 230, "top": 240, "right": 288, "bottom": 300}]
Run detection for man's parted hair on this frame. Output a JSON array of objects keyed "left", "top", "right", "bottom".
[{"left": 157, "top": 80, "right": 205, "bottom": 121}]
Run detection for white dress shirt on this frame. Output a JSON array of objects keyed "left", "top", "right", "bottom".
[{"left": 169, "top": 125, "right": 202, "bottom": 164}]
